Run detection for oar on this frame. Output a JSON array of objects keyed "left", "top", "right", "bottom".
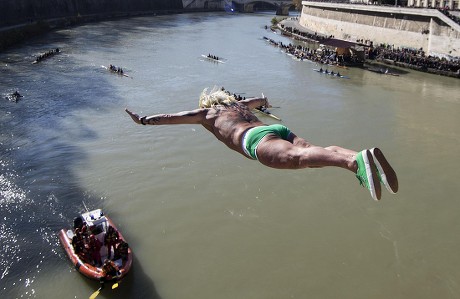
[
  {"left": 112, "top": 272, "right": 123, "bottom": 289},
  {"left": 112, "top": 280, "right": 121, "bottom": 289},
  {"left": 89, "top": 287, "right": 102, "bottom": 299}
]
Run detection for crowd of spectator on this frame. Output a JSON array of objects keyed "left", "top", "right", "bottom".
[
  {"left": 439, "top": 7, "right": 460, "bottom": 25},
  {"left": 278, "top": 19, "right": 460, "bottom": 77},
  {"left": 303, "top": 0, "right": 460, "bottom": 25},
  {"left": 367, "top": 44, "right": 460, "bottom": 74},
  {"left": 278, "top": 24, "right": 332, "bottom": 43}
]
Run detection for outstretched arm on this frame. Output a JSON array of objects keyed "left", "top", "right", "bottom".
[
  {"left": 125, "top": 108, "right": 207, "bottom": 125},
  {"left": 238, "top": 95, "right": 271, "bottom": 110}
]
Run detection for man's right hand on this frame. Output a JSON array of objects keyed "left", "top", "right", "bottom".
[
  {"left": 261, "top": 93, "right": 272, "bottom": 108},
  {"left": 125, "top": 108, "right": 142, "bottom": 124}
]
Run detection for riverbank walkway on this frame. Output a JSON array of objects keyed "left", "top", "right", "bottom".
[{"left": 278, "top": 18, "right": 460, "bottom": 78}]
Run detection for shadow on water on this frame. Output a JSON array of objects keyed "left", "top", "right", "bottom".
[
  {"left": 0, "top": 28, "right": 131, "bottom": 297},
  {"left": 82, "top": 255, "right": 162, "bottom": 299},
  {"left": 41, "top": 14, "right": 207, "bottom": 53},
  {"left": 1, "top": 12, "right": 229, "bottom": 298}
]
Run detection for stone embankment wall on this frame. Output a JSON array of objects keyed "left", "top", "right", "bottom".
[
  {"left": 0, "top": 0, "right": 183, "bottom": 27},
  {"left": 0, "top": 0, "right": 183, "bottom": 50},
  {"left": 299, "top": 1, "right": 460, "bottom": 57}
]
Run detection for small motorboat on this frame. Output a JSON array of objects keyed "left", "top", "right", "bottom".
[{"left": 58, "top": 208, "right": 132, "bottom": 281}]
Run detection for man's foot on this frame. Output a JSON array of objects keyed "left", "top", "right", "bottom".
[
  {"left": 370, "top": 148, "right": 398, "bottom": 194},
  {"left": 355, "top": 150, "right": 381, "bottom": 201}
]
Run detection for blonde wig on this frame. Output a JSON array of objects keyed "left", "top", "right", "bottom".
[{"left": 199, "top": 86, "right": 237, "bottom": 108}]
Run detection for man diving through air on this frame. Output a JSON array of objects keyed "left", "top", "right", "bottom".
[{"left": 125, "top": 87, "right": 398, "bottom": 201}]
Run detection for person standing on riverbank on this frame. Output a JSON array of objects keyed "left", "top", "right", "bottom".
[{"left": 126, "top": 87, "right": 398, "bottom": 200}]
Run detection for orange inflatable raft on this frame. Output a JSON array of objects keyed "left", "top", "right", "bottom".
[{"left": 58, "top": 209, "right": 132, "bottom": 281}]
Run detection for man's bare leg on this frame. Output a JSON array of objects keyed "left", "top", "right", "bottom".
[
  {"left": 324, "top": 145, "right": 357, "bottom": 157},
  {"left": 290, "top": 134, "right": 357, "bottom": 160},
  {"left": 257, "top": 139, "right": 357, "bottom": 171},
  {"left": 257, "top": 139, "right": 382, "bottom": 200}
]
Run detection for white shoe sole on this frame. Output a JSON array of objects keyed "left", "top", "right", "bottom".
[
  {"left": 370, "top": 148, "right": 398, "bottom": 194},
  {"left": 362, "top": 149, "right": 381, "bottom": 201}
]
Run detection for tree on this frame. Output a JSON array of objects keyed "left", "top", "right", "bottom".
[{"left": 292, "top": 0, "right": 303, "bottom": 10}]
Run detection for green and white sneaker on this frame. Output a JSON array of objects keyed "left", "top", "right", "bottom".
[
  {"left": 355, "top": 150, "right": 381, "bottom": 201},
  {"left": 370, "top": 148, "right": 398, "bottom": 194}
]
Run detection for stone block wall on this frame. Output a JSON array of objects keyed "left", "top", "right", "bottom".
[
  {"left": 0, "top": 0, "right": 184, "bottom": 27},
  {"left": 299, "top": 4, "right": 460, "bottom": 57}
]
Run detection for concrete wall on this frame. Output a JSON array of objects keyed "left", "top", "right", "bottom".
[
  {"left": 299, "top": 1, "right": 460, "bottom": 57},
  {"left": 0, "top": 0, "right": 185, "bottom": 51},
  {"left": 0, "top": 0, "right": 184, "bottom": 27},
  {"left": 182, "top": 0, "right": 225, "bottom": 9}
]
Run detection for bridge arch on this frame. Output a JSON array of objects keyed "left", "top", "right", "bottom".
[
  {"left": 231, "top": 0, "right": 296, "bottom": 15},
  {"left": 182, "top": 0, "right": 297, "bottom": 15}
]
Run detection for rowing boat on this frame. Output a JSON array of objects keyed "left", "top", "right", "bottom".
[
  {"left": 5, "top": 93, "right": 23, "bottom": 102},
  {"left": 313, "top": 68, "right": 348, "bottom": 79},
  {"left": 336, "top": 64, "right": 349, "bottom": 69},
  {"left": 101, "top": 65, "right": 131, "bottom": 78},
  {"left": 58, "top": 208, "right": 132, "bottom": 281},
  {"left": 201, "top": 54, "right": 225, "bottom": 64},
  {"left": 366, "top": 67, "right": 400, "bottom": 76},
  {"left": 230, "top": 90, "right": 281, "bottom": 121},
  {"left": 32, "top": 48, "right": 60, "bottom": 64},
  {"left": 255, "top": 107, "right": 282, "bottom": 121}
]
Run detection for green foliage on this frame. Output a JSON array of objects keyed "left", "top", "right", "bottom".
[{"left": 292, "top": 0, "right": 303, "bottom": 10}]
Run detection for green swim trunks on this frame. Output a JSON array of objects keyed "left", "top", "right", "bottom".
[{"left": 242, "top": 124, "right": 291, "bottom": 160}]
